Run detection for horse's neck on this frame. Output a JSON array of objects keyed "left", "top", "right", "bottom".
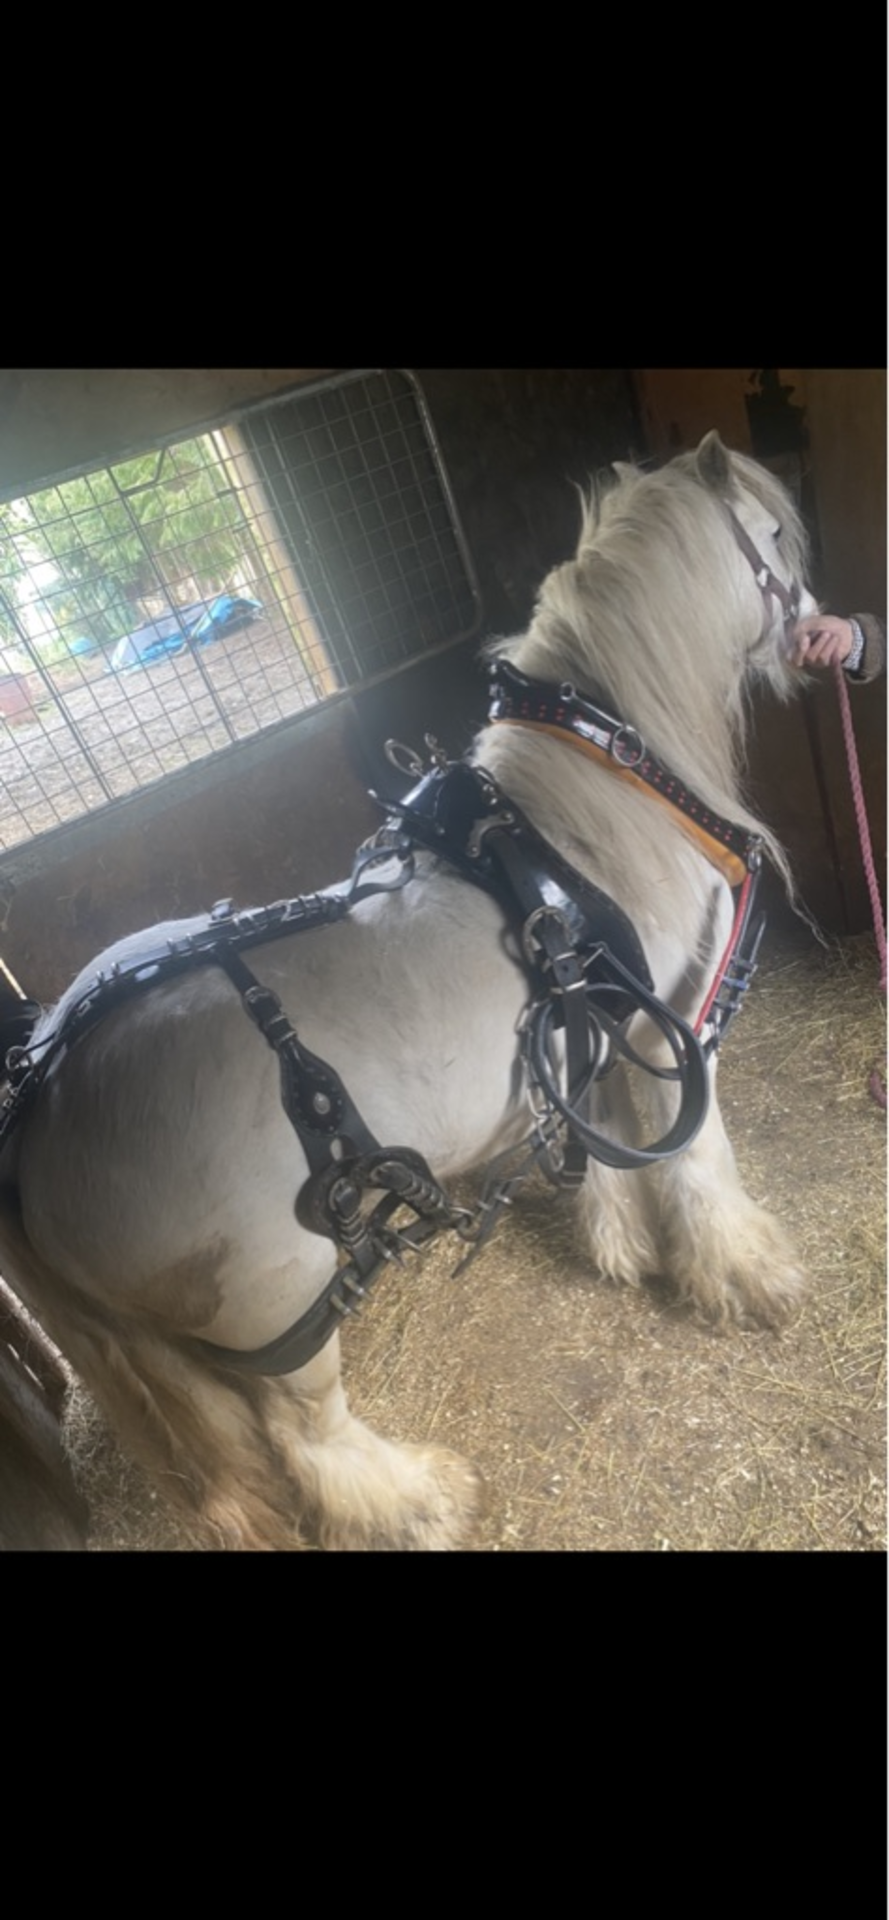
[{"left": 501, "top": 623, "right": 745, "bottom": 800}]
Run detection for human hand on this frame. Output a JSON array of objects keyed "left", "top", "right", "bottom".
[{"left": 787, "top": 614, "right": 855, "bottom": 669}]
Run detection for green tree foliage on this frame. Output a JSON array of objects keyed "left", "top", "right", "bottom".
[{"left": 0, "top": 435, "right": 252, "bottom": 654}]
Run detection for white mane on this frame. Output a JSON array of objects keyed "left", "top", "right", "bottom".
[{"left": 485, "top": 446, "right": 810, "bottom": 888}]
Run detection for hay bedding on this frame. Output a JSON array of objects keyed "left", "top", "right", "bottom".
[{"left": 60, "top": 931, "right": 886, "bottom": 1553}]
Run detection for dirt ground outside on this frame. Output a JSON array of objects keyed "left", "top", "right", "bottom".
[
  {"left": 0, "top": 615, "right": 322, "bottom": 852},
  {"left": 61, "top": 928, "right": 886, "bottom": 1554}
]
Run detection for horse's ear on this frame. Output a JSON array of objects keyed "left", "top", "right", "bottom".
[
  {"left": 612, "top": 461, "right": 636, "bottom": 483},
  {"left": 694, "top": 430, "right": 733, "bottom": 493}
]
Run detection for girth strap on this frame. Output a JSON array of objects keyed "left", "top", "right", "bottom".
[
  {"left": 483, "top": 824, "right": 595, "bottom": 1183},
  {"left": 389, "top": 757, "right": 711, "bottom": 1181},
  {"left": 392, "top": 757, "right": 654, "bottom": 1017}
]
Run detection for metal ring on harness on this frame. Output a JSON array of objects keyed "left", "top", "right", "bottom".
[
  {"left": 525, "top": 975, "right": 709, "bottom": 1170},
  {"left": 384, "top": 739, "right": 425, "bottom": 778},
  {"left": 611, "top": 723, "right": 646, "bottom": 769}
]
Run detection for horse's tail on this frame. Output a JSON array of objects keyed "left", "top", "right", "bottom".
[{"left": 0, "top": 1183, "right": 311, "bottom": 1550}]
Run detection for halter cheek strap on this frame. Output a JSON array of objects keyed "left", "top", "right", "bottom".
[{"left": 723, "top": 504, "right": 800, "bottom": 632}]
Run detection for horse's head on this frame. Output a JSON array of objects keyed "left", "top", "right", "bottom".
[
  {"left": 501, "top": 432, "right": 819, "bottom": 825},
  {"left": 692, "top": 430, "right": 817, "bottom": 691}
]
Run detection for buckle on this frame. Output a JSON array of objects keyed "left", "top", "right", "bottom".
[{"left": 521, "top": 905, "right": 572, "bottom": 969}]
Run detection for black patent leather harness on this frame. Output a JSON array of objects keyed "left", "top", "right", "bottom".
[
  {"left": 0, "top": 705, "right": 763, "bottom": 1379},
  {"left": 487, "top": 658, "right": 761, "bottom": 886}
]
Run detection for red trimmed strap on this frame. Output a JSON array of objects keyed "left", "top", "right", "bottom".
[{"left": 694, "top": 868, "right": 756, "bottom": 1039}]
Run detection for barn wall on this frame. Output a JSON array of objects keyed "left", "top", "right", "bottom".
[{"left": 801, "top": 370, "right": 887, "bottom": 933}]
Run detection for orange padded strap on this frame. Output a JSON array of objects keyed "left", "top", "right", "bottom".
[{"left": 489, "top": 718, "right": 749, "bottom": 888}]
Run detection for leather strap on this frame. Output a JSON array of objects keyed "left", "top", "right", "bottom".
[
  {"left": 212, "top": 944, "right": 381, "bottom": 1175},
  {"left": 487, "top": 658, "right": 759, "bottom": 887},
  {"left": 394, "top": 758, "right": 654, "bottom": 1012}
]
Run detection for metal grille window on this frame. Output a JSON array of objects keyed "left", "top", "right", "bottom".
[{"left": 0, "top": 370, "right": 481, "bottom": 853}]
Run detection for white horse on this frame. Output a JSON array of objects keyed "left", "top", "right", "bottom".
[{"left": 0, "top": 431, "right": 817, "bottom": 1550}]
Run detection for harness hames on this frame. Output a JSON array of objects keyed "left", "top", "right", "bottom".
[{"left": 0, "top": 669, "right": 766, "bottom": 1378}]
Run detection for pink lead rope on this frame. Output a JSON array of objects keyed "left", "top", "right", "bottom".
[{"left": 833, "top": 659, "right": 887, "bottom": 1107}]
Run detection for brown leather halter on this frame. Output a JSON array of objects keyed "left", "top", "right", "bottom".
[{"left": 724, "top": 504, "right": 800, "bottom": 633}]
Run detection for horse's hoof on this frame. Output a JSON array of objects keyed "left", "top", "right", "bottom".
[
  {"left": 397, "top": 1445, "right": 487, "bottom": 1551},
  {"left": 726, "top": 1259, "right": 808, "bottom": 1330},
  {"left": 318, "top": 1444, "right": 486, "bottom": 1552}
]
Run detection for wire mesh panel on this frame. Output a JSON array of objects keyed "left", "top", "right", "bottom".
[
  {"left": 240, "top": 371, "right": 480, "bottom": 683},
  {"left": 0, "top": 370, "right": 481, "bottom": 853}
]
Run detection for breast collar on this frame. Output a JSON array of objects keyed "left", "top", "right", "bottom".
[{"left": 486, "top": 657, "right": 761, "bottom": 888}]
